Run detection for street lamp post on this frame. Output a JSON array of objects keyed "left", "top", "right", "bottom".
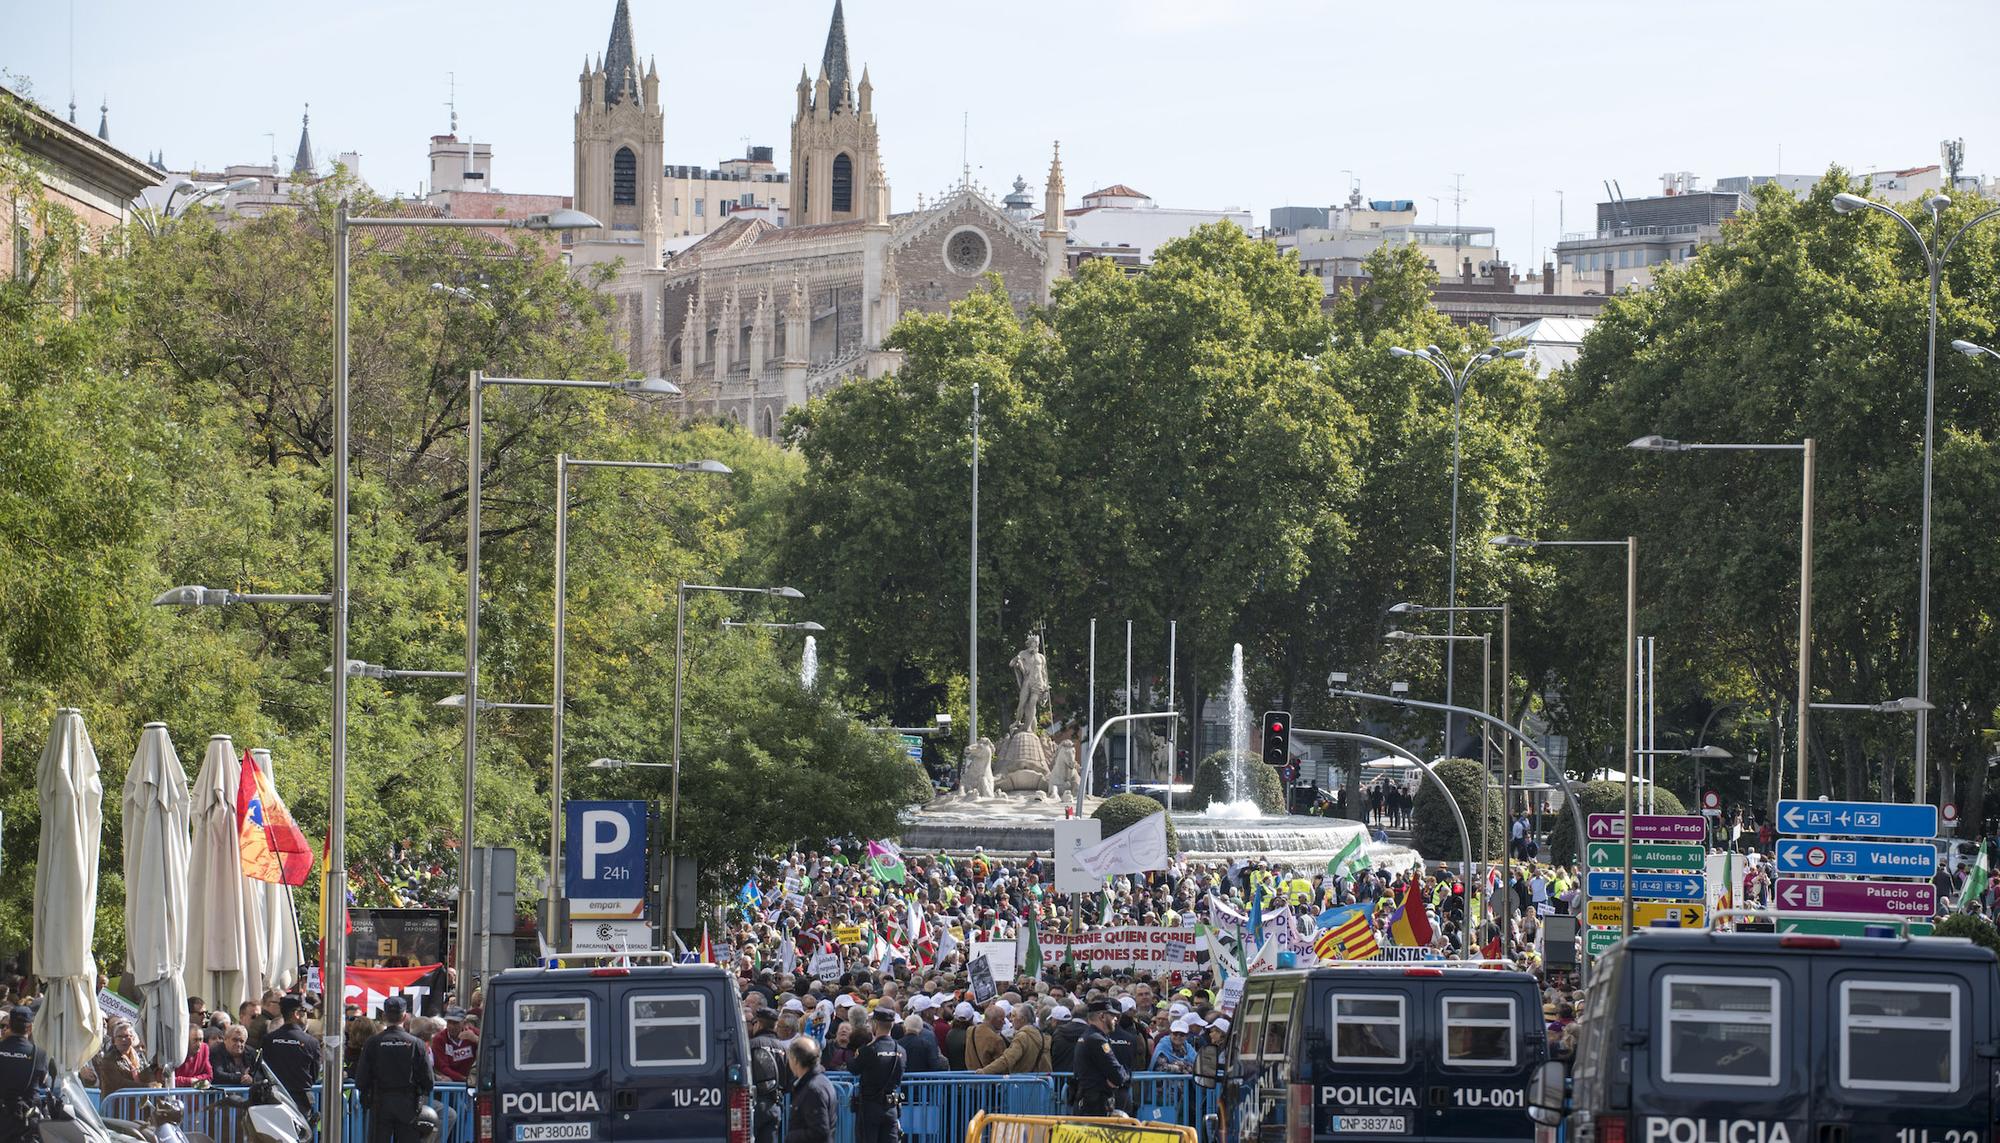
[
  {"left": 1811, "top": 698, "right": 1933, "bottom": 799},
  {"left": 1629, "top": 435, "right": 1814, "bottom": 799},
  {"left": 1389, "top": 344, "right": 1527, "bottom": 753},
  {"left": 1386, "top": 629, "right": 1493, "bottom": 913},
  {"left": 1952, "top": 340, "right": 2000, "bottom": 364},
  {"left": 133, "top": 176, "right": 258, "bottom": 236},
  {"left": 335, "top": 201, "right": 602, "bottom": 1040},
  {"left": 968, "top": 382, "right": 981, "bottom": 755},
  {"left": 1492, "top": 533, "right": 1638, "bottom": 937},
  {"left": 548, "top": 456, "right": 728, "bottom": 941},
  {"left": 1829, "top": 191, "right": 2000, "bottom": 802},
  {"left": 668, "top": 583, "right": 804, "bottom": 933}
]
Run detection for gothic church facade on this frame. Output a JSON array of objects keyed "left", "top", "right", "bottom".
[{"left": 571, "top": 0, "right": 1067, "bottom": 438}]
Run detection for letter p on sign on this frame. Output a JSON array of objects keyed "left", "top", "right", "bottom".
[{"left": 580, "top": 810, "right": 630, "bottom": 878}]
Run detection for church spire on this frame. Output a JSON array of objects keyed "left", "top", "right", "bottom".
[
  {"left": 603, "top": 0, "right": 640, "bottom": 107},
  {"left": 820, "top": 0, "right": 851, "bottom": 113},
  {"left": 96, "top": 98, "right": 109, "bottom": 141},
  {"left": 1042, "top": 141, "right": 1066, "bottom": 234},
  {"left": 292, "top": 105, "right": 315, "bottom": 178}
]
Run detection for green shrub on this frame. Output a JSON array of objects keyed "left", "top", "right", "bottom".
[
  {"left": 1187, "top": 750, "right": 1287, "bottom": 814},
  {"left": 1092, "top": 793, "right": 1179, "bottom": 855},
  {"left": 1411, "top": 758, "right": 1505, "bottom": 861},
  {"left": 900, "top": 760, "right": 936, "bottom": 806},
  {"left": 1547, "top": 780, "right": 1688, "bottom": 866},
  {"left": 1932, "top": 913, "right": 2000, "bottom": 957}
]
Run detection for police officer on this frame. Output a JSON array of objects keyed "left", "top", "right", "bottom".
[
  {"left": 0, "top": 1007, "right": 49, "bottom": 1143},
  {"left": 261, "top": 996, "right": 321, "bottom": 1118},
  {"left": 1069, "top": 999, "right": 1129, "bottom": 1117},
  {"left": 354, "top": 997, "right": 434, "bottom": 1143},
  {"left": 847, "top": 1007, "right": 905, "bottom": 1143},
  {"left": 746, "top": 1007, "right": 788, "bottom": 1143}
]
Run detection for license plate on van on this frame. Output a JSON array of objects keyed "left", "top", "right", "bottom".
[
  {"left": 1329, "top": 1116, "right": 1407, "bottom": 1133},
  {"left": 516, "top": 1125, "right": 593, "bottom": 1141}
]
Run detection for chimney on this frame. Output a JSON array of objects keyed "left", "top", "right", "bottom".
[
  {"left": 1495, "top": 262, "right": 1513, "bottom": 291},
  {"left": 1604, "top": 267, "right": 1615, "bottom": 294},
  {"left": 1543, "top": 261, "right": 1555, "bottom": 295},
  {"left": 1461, "top": 257, "right": 1474, "bottom": 285}
]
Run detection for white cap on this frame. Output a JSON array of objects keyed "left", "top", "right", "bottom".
[
  {"left": 995, "top": 999, "right": 1013, "bottom": 1015},
  {"left": 1118, "top": 996, "right": 1135, "bottom": 1012},
  {"left": 782, "top": 998, "right": 805, "bottom": 1013},
  {"left": 954, "top": 1001, "right": 976, "bottom": 1020},
  {"left": 1168, "top": 1002, "right": 1189, "bottom": 1016},
  {"left": 1213, "top": 1017, "right": 1230, "bottom": 1033},
  {"left": 1183, "top": 1013, "right": 1208, "bottom": 1029},
  {"left": 835, "top": 995, "right": 854, "bottom": 1009},
  {"left": 909, "top": 996, "right": 933, "bottom": 1013},
  {"left": 1050, "top": 1005, "right": 1072, "bottom": 1021},
  {"left": 1171, "top": 1019, "right": 1190, "bottom": 1034}
]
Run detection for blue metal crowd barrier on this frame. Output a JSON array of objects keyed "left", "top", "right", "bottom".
[
  {"left": 90, "top": 1083, "right": 475, "bottom": 1143},
  {"left": 785, "top": 1072, "right": 1213, "bottom": 1143}
]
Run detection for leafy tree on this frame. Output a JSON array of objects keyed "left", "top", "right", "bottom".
[
  {"left": 1547, "top": 781, "right": 1688, "bottom": 866},
  {"left": 1187, "top": 751, "right": 1285, "bottom": 813},
  {"left": 1092, "top": 793, "right": 1177, "bottom": 855},
  {"left": 1410, "top": 758, "right": 1505, "bottom": 861},
  {"left": 1932, "top": 913, "right": 2000, "bottom": 957}
]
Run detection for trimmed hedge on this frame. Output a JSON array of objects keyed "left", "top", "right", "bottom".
[
  {"left": 1187, "top": 750, "right": 1287, "bottom": 814},
  {"left": 1411, "top": 757, "right": 1506, "bottom": 862},
  {"left": 1547, "top": 780, "right": 1688, "bottom": 866},
  {"left": 1092, "top": 793, "right": 1180, "bottom": 855},
  {"left": 1933, "top": 913, "right": 2000, "bottom": 956}
]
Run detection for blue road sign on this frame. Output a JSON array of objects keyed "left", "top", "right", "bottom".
[
  {"left": 1587, "top": 871, "right": 1705, "bottom": 900},
  {"left": 1777, "top": 799, "right": 1937, "bottom": 839},
  {"left": 1774, "top": 838, "right": 1936, "bottom": 879},
  {"left": 565, "top": 799, "right": 649, "bottom": 918}
]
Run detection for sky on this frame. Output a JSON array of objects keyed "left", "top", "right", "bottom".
[{"left": 6, "top": 0, "right": 2000, "bottom": 270}]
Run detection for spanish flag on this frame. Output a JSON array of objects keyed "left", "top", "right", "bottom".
[
  {"left": 1386, "top": 877, "right": 1434, "bottom": 948},
  {"left": 237, "top": 749, "right": 313, "bottom": 885}
]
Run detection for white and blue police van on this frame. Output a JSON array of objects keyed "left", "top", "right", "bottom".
[
  {"left": 1529, "top": 929, "right": 2000, "bottom": 1143},
  {"left": 476, "top": 964, "right": 751, "bottom": 1143}
]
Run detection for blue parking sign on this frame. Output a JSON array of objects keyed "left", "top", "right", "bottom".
[{"left": 565, "top": 799, "right": 648, "bottom": 919}]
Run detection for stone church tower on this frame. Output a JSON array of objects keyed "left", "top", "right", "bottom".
[
  {"left": 789, "top": 0, "right": 887, "bottom": 227},
  {"left": 574, "top": 0, "right": 664, "bottom": 267}
]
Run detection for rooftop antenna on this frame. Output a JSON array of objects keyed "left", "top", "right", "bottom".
[
  {"left": 265, "top": 132, "right": 277, "bottom": 171},
  {"left": 447, "top": 71, "right": 458, "bottom": 134},
  {"left": 67, "top": 0, "right": 76, "bottom": 123},
  {"left": 1943, "top": 137, "right": 1965, "bottom": 187},
  {"left": 961, "top": 110, "right": 970, "bottom": 189},
  {"left": 1451, "top": 172, "right": 1465, "bottom": 260}
]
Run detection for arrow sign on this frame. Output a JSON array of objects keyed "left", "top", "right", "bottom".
[
  {"left": 1588, "top": 813, "right": 1706, "bottom": 842},
  {"left": 1586, "top": 841, "right": 1705, "bottom": 871},
  {"left": 1585, "top": 928, "right": 1624, "bottom": 956},
  {"left": 1588, "top": 871, "right": 1705, "bottom": 901},
  {"left": 1774, "top": 839, "right": 1936, "bottom": 879},
  {"left": 1585, "top": 900, "right": 1706, "bottom": 928},
  {"left": 1777, "top": 917, "right": 1934, "bottom": 938},
  {"left": 1775, "top": 877, "right": 1936, "bottom": 917},
  {"left": 1776, "top": 799, "right": 1937, "bottom": 840}
]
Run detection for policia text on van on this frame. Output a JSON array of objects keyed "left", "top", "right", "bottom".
[
  {"left": 1221, "top": 963, "right": 1547, "bottom": 1143},
  {"left": 1527, "top": 931, "right": 2000, "bottom": 1143}
]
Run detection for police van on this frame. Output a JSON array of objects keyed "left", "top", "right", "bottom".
[
  {"left": 1528, "top": 930, "right": 2000, "bottom": 1143},
  {"left": 1223, "top": 963, "right": 1547, "bottom": 1143},
  {"left": 476, "top": 964, "right": 752, "bottom": 1143}
]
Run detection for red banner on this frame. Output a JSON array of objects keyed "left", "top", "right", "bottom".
[{"left": 342, "top": 963, "right": 450, "bottom": 1017}]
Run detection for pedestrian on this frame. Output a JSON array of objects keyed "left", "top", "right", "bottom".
[
  {"left": 174, "top": 1023, "right": 213, "bottom": 1087},
  {"left": 848, "top": 1008, "right": 905, "bottom": 1143},
  {"left": 260, "top": 997, "right": 320, "bottom": 1114},
  {"left": 746, "top": 1007, "right": 788, "bottom": 1143},
  {"left": 353, "top": 997, "right": 434, "bottom": 1143},
  {"left": 974, "top": 1005, "right": 1045, "bottom": 1075},
  {"left": 1149, "top": 1020, "right": 1197, "bottom": 1073},
  {"left": 0, "top": 1007, "right": 48, "bottom": 1143},
  {"left": 429, "top": 1008, "right": 477, "bottom": 1085},
  {"left": 895, "top": 1014, "right": 945, "bottom": 1073},
  {"left": 963, "top": 1002, "right": 1007, "bottom": 1072},
  {"left": 211, "top": 1024, "right": 258, "bottom": 1087},
  {"left": 86, "top": 1020, "right": 157, "bottom": 1095},
  {"left": 1068, "top": 999, "right": 1128, "bottom": 1116},
  {"left": 784, "top": 1038, "right": 837, "bottom": 1143}
]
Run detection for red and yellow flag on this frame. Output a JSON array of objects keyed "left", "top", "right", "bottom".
[{"left": 237, "top": 749, "right": 313, "bottom": 885}]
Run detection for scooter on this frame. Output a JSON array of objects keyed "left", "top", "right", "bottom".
[
  {"left": 215, "top": 1064, "right": 309, "bottom": 1143},
  {"left": 14, "top": 1074, "right": 129, "bottom": 1143}
]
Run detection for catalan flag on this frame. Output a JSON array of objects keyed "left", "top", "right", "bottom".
[
  {"left": 237, "top": 749, "right": 312, "bottom": 885},
  {"left": 1386, "top": 877, "right": 1434, "bottom": 947},
  {"left": 1314, "top": 903, "right": 1378, "bottom": 961}
]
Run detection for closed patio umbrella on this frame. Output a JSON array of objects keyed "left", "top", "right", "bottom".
[
  {"left": 250, "top": 748, "right": 303, "bottom": 991},
  {"left": 184, "top": 734, "right": 248, "bottom": 1010},
  {"left": 123, "top": 723, "right": 191, "bottom": 1071},
  {"left": 33, "top": 708, "right": 104, "bottom": 1073}
]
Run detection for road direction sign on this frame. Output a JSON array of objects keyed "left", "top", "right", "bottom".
[
  {"left": 1775, "top": 916, "right": 1935, "bottom": 938},
  {"left": 1775, "top": 877, "right": 1936, "bottom": 917},
  {"left": 1586, "top": 841, "right": 1705, "bottom": 871},
  {"left": 898, "top": 733, "right": 925, "bottom": 761},
  {"left": 1588, "top": 871, "right": 1705, "bottom": 901},
  {"left": 1586, "top": 900, "right": 1706, "bottom": 928},
  {"left": 1774, "top": 838, "right": 1936, "bottom": 879},
  {"left": 1776, "top": 799, "right": 1937, "bottom": 839},
  {"left": 1587, "top": 813, "right": 1706, "bottom": 842},
  {"left": 1585, "top": 928, "right": 1624, "bottom": 956}
]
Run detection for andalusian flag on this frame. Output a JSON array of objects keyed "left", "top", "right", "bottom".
[
  {"left": 1961, "top": 847, "right": 1990, "bottom": 911},
  {"left": 1019, "top": 914, "right": 1044, "bottom": 980},
  {"left": 1326, "top": 834, "right": 1366, "bottom": 880},
  {"left": 866, "top": 840, "right": 907, "bottom": 884},
  {"left": 237, "top": 749, "right": 312, "bottom": 885}
]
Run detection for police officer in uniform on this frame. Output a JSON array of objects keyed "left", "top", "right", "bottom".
[
  {"left": 353, "top": 997, "right": 434, "bottom": 1143},
  {"left": 848, "top": 1007, "right": 906, "bottom": 1143},
  {"left": 261, "top": 996, "right": 321, "bottom": 1118},
  {"left": 0, "top": 1008, "right": 49, "bottom": 1143},
  {"left": 1069, "top": 999, "right": 1129, "bottom": 1117},
  {"left": 746, "top": 1007, "right": 788, "bottom": 1143}
]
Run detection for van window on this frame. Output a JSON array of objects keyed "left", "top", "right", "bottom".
[
  {"left": 1441, "top": 995, "right": 1516, "bottom": 1068},
  {"left": 629, "top": 993, "right": 708, "bottom": 1068},
  {"left": 1659, "top": 975, "right": 1778, "bottom": 1087},
  {"left": 1839, "top": 980, "right": 1960, "bottom": 1093},
  {"left": 1261, "top": 992, "right": 1294, "bottom": 1060},
  {"left": 1236, "top": 994, "right": 1266, "bottom": 1062},
  {"left": 514, "top": 997, "right": 593, "bottom": 1071},
  {"left": 1331, "top": 994, "right": 1405, "bottom": 1065}
]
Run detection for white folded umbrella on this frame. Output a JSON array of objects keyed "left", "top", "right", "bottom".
[
  {"left": 123, "top": 723, "right": 191, "bottom": 1071},
  {"left": 185, "top": 734, "right": 249, "bottom": 1010},
  {"left": 33, "top": 708, "right": 104, "bottom": 1073}
]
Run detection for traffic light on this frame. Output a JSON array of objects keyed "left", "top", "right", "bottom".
[{"left": 1262, "top": 711, "right": 1292, "bottom": 767}]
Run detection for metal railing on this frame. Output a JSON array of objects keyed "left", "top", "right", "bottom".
[{"left": 92, "top": 1083, "right": 476, "bottom": 1143}]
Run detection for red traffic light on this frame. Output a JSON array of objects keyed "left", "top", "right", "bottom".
[{"left": 1269, "top": 721, "right": 1285, "bottom": 733}]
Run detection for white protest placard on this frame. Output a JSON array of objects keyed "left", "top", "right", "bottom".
[
  {"left": 807, "top": 951, "right": 843, "bottom": 979},
  {"left": 98, "top": 989, "right": 139, "bottom": 1027},
  {"left": 968, "top": 955, "right": 997, "bottom": 1004},
  {"left": 1054, "top": 819, "right": 1105, "bottom": 893},
  {"left": 967, "top": 939, "right": 1018, "bottom": 982},
  {"left": 1217, "top": 976, "right": 1245, "bottom": 1016}
]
